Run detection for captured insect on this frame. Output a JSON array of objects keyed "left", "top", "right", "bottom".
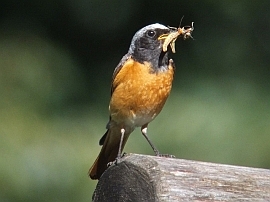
[{"left": 158, "top": 17, "right": 194, "bottom": 53}]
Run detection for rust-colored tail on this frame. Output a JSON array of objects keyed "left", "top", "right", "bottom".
[{"left": 88, "top": 126, "right": 131, "bottom": 180}]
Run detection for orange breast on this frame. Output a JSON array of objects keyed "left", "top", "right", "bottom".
[{"left": 109, "top": 58, "right": 174, "bottom": 127}]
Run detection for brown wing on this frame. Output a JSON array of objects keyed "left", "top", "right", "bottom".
[
  {"left": 110, "top": 53, "right": 131, "bottom": 95},
  {"left": 99, "top": 53, "right": 131, "bottom": 145}
]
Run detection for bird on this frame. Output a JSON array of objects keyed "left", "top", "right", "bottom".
[{"left": 89, "top": 23, "right": 178, "bottom": 180}]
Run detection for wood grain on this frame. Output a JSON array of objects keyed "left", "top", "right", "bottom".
[{"left": 92, "top": 153, "right": 270, "bottom": 202}]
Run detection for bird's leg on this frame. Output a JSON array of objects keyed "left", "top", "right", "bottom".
[
  {"left": 117, "top": 128, "right": 125, "bottom": 159},
  {"left": 141, "top": 124, "right": 160, "bottom": 156},
  {"left": 141, "top": 124, "right": 175, "bottom": 158},
  {"left": 107, "top": 128, "right": 126, "bottom": 167}
]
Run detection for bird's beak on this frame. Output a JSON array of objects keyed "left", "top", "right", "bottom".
[{"left": 158, "top": 33, "right": 169, "bottom": 41}]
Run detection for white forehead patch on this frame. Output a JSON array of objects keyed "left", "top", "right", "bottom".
[
  {"left": 143, "top": 23, "right": 168, "bottom": 30},
  {"left": 134, "top": 23, "right": 168, "bottom": 38}
]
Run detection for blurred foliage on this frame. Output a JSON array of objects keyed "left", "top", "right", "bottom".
[{"left": 0, "top": 0, "right": 270, "bottom": 201}]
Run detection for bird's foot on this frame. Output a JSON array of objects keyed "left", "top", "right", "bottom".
[{"left": 107, "top": 152, "right": 127, "bottom": 167}]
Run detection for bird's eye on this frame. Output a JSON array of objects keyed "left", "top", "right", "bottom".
[{"left": 147, "top": 30, "right": 156, "bottom": 37}]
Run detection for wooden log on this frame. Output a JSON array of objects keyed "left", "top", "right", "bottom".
[{"left": 92, "top": 153, "right": 270, "bottom": 202}]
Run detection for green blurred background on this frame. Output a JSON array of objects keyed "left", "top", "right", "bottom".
[{"left": 1, "top": 0, "right": 270, "bottom": 201}]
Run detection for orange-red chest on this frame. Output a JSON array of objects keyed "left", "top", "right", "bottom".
[{"left": 109, "top": 58, "right": 174, "bottom": 127}]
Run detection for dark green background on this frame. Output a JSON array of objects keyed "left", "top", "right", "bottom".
[{"left": 1, "top": 1, "right": 270, "bottom": 201}]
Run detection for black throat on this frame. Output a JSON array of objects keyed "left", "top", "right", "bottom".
[{"left": 132, "top": 48, "right": 169, "bottom": 73}]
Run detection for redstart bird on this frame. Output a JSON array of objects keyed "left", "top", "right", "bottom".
[{"left": 89, "top": 23, "right": 193, "bottom": 180}]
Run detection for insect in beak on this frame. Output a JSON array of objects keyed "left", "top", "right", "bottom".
[{"left": 158, "top": 22, "right": 194, "bottom": 53}]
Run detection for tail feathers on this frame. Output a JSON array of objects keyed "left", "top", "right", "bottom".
[{"left": 89, "top": 127, "right": 131, "bottom": 180}]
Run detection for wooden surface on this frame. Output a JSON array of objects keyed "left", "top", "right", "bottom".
[{"left": 92, "top": 153, "right": 270, "bottom": 202}]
